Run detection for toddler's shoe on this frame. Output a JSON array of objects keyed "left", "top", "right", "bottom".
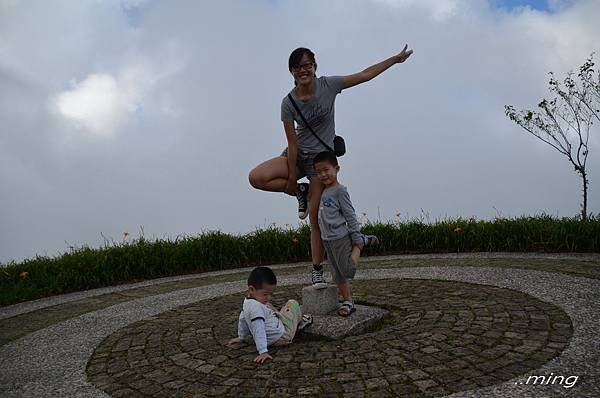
[{"left": 298, "top": 314, "right": 313, "bottom": 330}]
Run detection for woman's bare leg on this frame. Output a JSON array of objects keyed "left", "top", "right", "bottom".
[
  {"left": 307, "top": 177, "right": 325, "bottom": 265},
  {"left": 248, "top": 156, "right": 292, "bottom": 194}
]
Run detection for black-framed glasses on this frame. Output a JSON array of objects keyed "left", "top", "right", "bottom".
[{"left": 292, "top": 62, "right": 314, "bottom": 72}]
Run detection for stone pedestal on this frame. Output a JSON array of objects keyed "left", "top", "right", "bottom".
[
  {"left": 301, "top": 285, "right": 339, "bottom": 315},
  {"left": 300, "top": 285, "right": 389, "bottom": 339}
]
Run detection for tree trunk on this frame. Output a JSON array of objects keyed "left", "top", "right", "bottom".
[{"left": 580, "top": 168, "right": 588, "bottom": 221}]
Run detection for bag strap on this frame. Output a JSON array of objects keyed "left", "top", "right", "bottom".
[{"left": 287, "top": 93, "right": 334, "bottom": 152}]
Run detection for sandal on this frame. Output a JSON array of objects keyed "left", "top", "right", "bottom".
[
  {"left": 337, "top": 301, "right": 356, "bottom": 317},
  {"left": 298, "top": 314, "right": 313, "bottom": 330}
]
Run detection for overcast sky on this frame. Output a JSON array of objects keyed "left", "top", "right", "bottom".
[{"left": 1, "top": 0, "right": 598, "bottom": 264}]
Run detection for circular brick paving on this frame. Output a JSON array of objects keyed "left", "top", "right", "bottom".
[{"left": 87, "top": 279, "right": 572, "bottom": 397}]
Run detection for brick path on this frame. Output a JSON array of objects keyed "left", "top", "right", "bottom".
[
  {"left": 87, "top": 280, "right": 572, "bottom": 397},
  {"left": 0, "top": 254, "right": 599, "bottom": 397}
]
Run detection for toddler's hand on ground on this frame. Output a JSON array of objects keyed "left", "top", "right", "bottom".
[{"left": 254, "top": 353, "right": 273, "bottom": 364}]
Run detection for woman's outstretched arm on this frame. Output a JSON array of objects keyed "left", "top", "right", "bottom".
[{"left": 341, "top": 44, "right": 413, "bottom": 90}]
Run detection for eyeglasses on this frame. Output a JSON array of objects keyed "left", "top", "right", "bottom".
[{"left": 292, "top": 62, "right": 314, "bottom": 72}]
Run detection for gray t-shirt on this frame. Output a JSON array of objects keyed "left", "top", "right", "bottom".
[
  {"left": 281, "top": 76, "right": 345, "bottom": 155},
  {"left": 318, "top": 184, "right": 362, "bottom": 244}
]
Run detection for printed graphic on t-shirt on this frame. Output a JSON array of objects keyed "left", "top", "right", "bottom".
[
  {"left": 299, "top": 104, "right": 327, "bottom": 130},
  {"left": 323, "top": 198, "right": 334, "bottom": 207}
]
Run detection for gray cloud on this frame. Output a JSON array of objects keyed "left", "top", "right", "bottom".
[{"left": 1, "top": 0, "right": 598, "bottom": 263}]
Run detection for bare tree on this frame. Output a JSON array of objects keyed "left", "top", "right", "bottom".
[{"left": 505, "top": 54, "right": 599, "bottom": 221}]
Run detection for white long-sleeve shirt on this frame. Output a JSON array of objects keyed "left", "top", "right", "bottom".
[{"left": 237, "top": 297, "right": 285, "bottom": 354}]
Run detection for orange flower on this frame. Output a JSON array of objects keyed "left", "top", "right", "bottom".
[
  {"left": 292, "top": 238, "right": 299, "bottom": 244},
  {"left": 19, "top": 271, "right": 29, "bottom": 278},
  {"left": 123, "top": 230, "right": 129, "bottom": 238},
  {"left": 454, "top": 227, "right": 462, "bottom": 234}
]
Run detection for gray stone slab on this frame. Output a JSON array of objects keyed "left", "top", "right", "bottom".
[
  {"left": 301, "top": 304, "right": 389, "bottom": 339},
  {"left": 301, "top": 285, "right": 339, "bottom": 315}
]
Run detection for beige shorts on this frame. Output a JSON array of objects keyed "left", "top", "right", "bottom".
[{"left": 273, "top": 299, "right": 303, "bottom": 345}]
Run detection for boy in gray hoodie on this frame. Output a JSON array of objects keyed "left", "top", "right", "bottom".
[{"left": 313, "top": 151, "right": 379, "bottom": 317}]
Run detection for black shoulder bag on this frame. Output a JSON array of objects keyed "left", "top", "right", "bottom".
[{"left": 287, "top": 93, "right": 346, "bottom": 157}]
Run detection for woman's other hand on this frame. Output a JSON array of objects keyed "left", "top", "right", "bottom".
[{"left": 285, "top": 178, "right": 297, "bottom": 196}]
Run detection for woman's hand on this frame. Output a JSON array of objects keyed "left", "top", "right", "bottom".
[
  {"left": 285, "top": 178, "right": 297, "bottom": 196},
  {"left": 395, "top": 44, "right": 413, "bottom": 64},
  {"left": 254, "top": 353, "right": 273, "bottom": 364},
  {"left": 225, "top": 337, "right": 242, "bottom": 345}
]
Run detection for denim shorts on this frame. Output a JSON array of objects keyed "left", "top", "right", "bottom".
[{"left": 280, "top": 148, "right": 317, "bottom": 179}]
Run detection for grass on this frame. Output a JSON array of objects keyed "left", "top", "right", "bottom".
[{"left": 1, "top": 215, "right": 598, "bottom": 306}]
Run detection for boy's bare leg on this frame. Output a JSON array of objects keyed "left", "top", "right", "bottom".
[
  {"left": 351, "top": 235, "right": 378, "bottom": 266},
  {"left": 338, "top": 281, "right": 353, "bottom": 303},
  {"left": 351, "top": 245, "right": 361, "bottom": 267}
]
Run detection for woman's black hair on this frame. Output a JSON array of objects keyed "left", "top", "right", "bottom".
[
  {"left": 289, "top": 47, "right": 317, "bottom": 86},
  {"left": 288, "top": 47, "right": 316, "bottom": 72}
]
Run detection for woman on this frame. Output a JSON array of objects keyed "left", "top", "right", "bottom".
[{"left": 249, "top": 45, "right": 413, "bottom": 287}]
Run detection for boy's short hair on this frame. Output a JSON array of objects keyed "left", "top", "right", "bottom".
[
  {"left": 313, "top": 151, "right": 338, "bottom": 168},
  {"left": 248, "top": 266, "right": 277, "bottom": 289}
]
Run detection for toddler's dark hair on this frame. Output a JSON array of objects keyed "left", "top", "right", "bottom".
[
  {"left": 248, "top": 266, "right": 277, "bottom": 289},
  {"left": 313, "top": 151, "right": 338, "bottom": 168}
]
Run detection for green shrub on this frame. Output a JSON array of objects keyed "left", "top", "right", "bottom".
[{"left": 1, "top": 215, "right": 598, "bottom": 306}]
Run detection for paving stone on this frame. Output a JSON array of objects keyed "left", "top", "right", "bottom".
[
  {"left": 138, "top": 383, "right": 163, "bottom": 395},
  {"left": 364, "top": 377, "right": 389, "bottom": 390},
  {"left": 414, "top": 378, "right": 439, "bottom": 390},
  {"left": 405, "top": 369, "right": 429, "bottom": 380},
  {"left": 297, "top": 386, "right": 321, "bottom": 395},
  {"left": 85, "top": 279, "right": 574, "bottom": 397},
  {"left": 111, "top": 388, "right": 137, "bottom": 398},
  {"left": 421, "top": 345, "right": 440, "bottom": 354},
  {"left": 341, "top": 381, "right": 365, "bottom": 393}
]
